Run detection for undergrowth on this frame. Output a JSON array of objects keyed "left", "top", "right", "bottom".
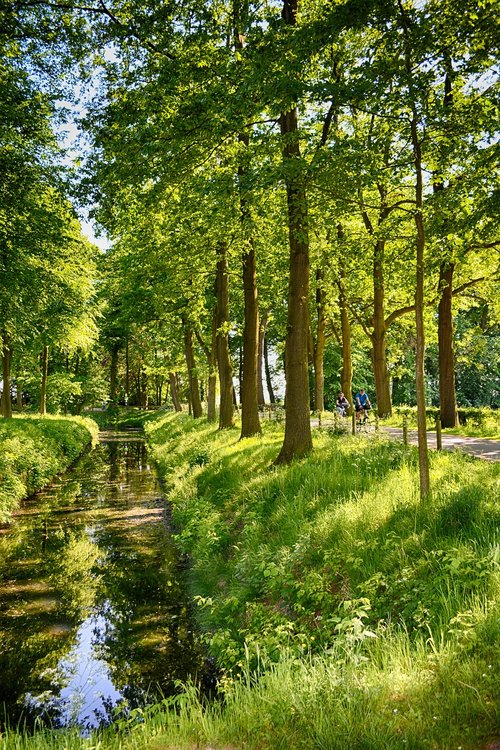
[
  {"left": 0, "top": 415, "right": 98, "bottom": 522},
  {"left": 383, "top": 406, "right": 500, "bottom": 438}
]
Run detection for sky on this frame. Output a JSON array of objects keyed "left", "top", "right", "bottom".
[{"left": 56, "top": 96, "right": 110, "bottom": 252}]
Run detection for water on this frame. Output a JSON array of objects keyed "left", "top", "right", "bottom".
[{"left": 0, "top": 431, "right": 208, "bottom": 731}]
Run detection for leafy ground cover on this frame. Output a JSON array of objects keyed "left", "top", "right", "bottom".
[
  {"left": 2, "top": 411, "right": 499, "bottom": 749},
  {"left": 0, "top": 415, "right": 99, "bottom": 522}
]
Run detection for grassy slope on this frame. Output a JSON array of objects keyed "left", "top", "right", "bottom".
[
  {"left": 0, "top": 414, "right": 99, "bottom": 522},
  {"left": 2, "top": 411, "right": 499, "bottom": 750},
  {"left": 141, "top": 413, "right": 498, "bottom": 750}
]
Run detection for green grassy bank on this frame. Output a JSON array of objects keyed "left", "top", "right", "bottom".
[
  {"left": 2, "top": 411, "right": 499, "bottom": 749},
  {"left": 383, "top": 406, "right": 500, "bottom": 439},
  {"left": 0, "top": 415, "right": 99, "bottom": 522}
]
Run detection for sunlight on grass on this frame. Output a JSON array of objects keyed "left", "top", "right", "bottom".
[
  {"left": 3, "top": 411, "right": 499, "bottom": 750},
  {"left": 0, "top": 415, "right": 98, "bottom": 521}
]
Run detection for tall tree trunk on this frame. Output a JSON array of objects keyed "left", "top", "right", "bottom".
[
  {"left": 169, "top": 372, "right": 183, "bottom": 412},
  {"left": 359, "top": 167, "right": 393, "bottom": 417},
  {"left": 1, "top": 332, "right": 13, "bottom": 418},
  {"left": 208, "top": 307, "right": 218, "bottom": 421},
  {"left": 401, "top": 1, "right": 430, "bottom": 497},
  {"left": 435, "top": 71, "right": 457, "bottom": 428},
  {"left": 257, "top": 321, "right": 265, "bottom": 407},
  {"left": 40, "top": 345, "right": 49, "bottom": 416},
  {"left": 216, "top": 242, "right": 234, "bottom": 429},
  {"left": 238, "top": 344, "right": 243, "bottom": 403},
  {"left": 140, "top": 369, "right": 149, "bottom": 409},
  {"left": 264, "top": 333, "right": 276, "bottom": 404},
  {"left": 371, "top": 339, "right": 391, "bottom": 417},
  {"left": 313, "top": 267, "right": 326, "bottom": 412},
  {"left": 110, "top": 343, "right": 119, "bottom": 403},
  {"left": 413, "top": 156, "right": 430, "bottom": 496},
  {"left": 240, "top": 231, "right": 261, "bottom": 435},
  {"left": 238, "top": 146, "right": 261, "bottom": 436},
  {"left": 194, "top": 314, "right": 218, "bottom": 422},
  {"left": 438, "top": 261, "right": 458, "bottom": 427},
  {"left": 16, "top": 377, "right": 23, "bottom": 411},
  {"left": 372, "top": 239, "right": 392, "bottom": 417},
  {"left": 337, "top": 247, "right": 353, "bottom": 411},
  {"left": 125, "top": 336, "right": 130, "bottom": 396},
  {"left": 184, "top": 326, "right": 203, "bottom": 418},
  {"left": 232, "top": 0, "right": 261, "bottom": 436},
  {"left": 275, "top": 0, "right": 312, "bottom": 463}
]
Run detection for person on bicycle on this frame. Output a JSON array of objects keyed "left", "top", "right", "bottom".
[
  {"left": 355, "top": 388, "right": 371, "bottom": 423},
  {"left": 336, "top": 392, "right": 350, "bottom": 416}
]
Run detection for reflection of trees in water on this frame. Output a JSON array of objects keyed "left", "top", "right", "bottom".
[
  {"left": 0, "top": 437, "right": 207, "bottom": 731},
  {"left": 107, "top": 441, "right": 119, "bottom": 483},
  {"left": 92, "top": 511, "right": 206, "bottom": 705},
  {"left": 49, "top": 533, "right": 101, "bottom": 618},
  {"left": 0, "top": 523, "right": 102, "bottom": 728}
]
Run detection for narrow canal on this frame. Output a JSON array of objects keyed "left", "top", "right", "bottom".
[{"left": 0, "top": 431, "right": 208, "bottom": 731}]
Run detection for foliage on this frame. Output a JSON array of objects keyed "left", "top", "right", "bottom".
[
  {"left": 390, "top": 405, "right": 500, "bottom": 436},
  {"left": 24, "top": 370, "right": 109, "bottom": 415}
]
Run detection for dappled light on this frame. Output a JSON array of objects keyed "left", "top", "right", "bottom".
[{"left": 1, "top": 0, "right": 498, "bottom": 746}]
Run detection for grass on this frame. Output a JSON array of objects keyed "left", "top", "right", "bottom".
[
  {"left": 440, "top": 425, "right": 500, "bottom": 439},
  {"left": 0, "top": 414, "right": 99, "bottom": 522},
  {"left": 383, "top": 406, "right": 500, "bottom": 439},
  {"left": 1, "top": 410, "right": 499, "bottom": 749}
]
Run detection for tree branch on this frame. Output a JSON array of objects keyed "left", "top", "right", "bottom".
[
  {"left": 452, "top": 276, "right": 487, "bottom": 296},
  {"left": 328, "top": 318, "right": 341, "bottom": 346},
  {"left": 319, "top": 100, "right": 336, "bottom": 148},
  {"left": 385, "top": 303, "right": 415, "bottom": 328},
  {"left": 194, "top": 327, "right": 211, "bottom": 360},
  {"left": 358, "top": 187, "right": 374, "bottom": 235},
  {"left": 15, "top": 0, "right": 176, "bottom": 58},
  {"left": 466, "top": 241, "right": 500, "bottom": 252}
]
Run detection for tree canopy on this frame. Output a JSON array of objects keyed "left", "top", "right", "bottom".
[{"left": 1, "top": 0, "right": 498, "bottom": 495}]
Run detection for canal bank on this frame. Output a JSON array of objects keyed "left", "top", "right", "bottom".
[
  {"left": 0, "top": 415, "right": 99, "bottom": 524},
  {"left": 2, "top": 410, "right": 498, "bottom": 750},
  {"left": 0, "top": 429, "right": 209, "bottom": 732}
]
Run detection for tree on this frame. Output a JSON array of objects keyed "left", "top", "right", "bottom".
[{"left": 274, "top": 0, "right": 313, "bottom": 463}]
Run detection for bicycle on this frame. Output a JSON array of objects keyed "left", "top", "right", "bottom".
[{"left": 356, "top": 407, "right": 374, "bottom": 432}]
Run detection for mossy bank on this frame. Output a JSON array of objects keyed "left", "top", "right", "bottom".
[{"left": 0, "top": 415, "right": 99, "bottom": 522}]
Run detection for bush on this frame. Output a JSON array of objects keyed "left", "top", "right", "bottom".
[
  {"left": 0, "top": 415, "right": 98, "bottom": 522},
  {"left": 392, "top": 404, "right": 498, "bottom": 429}
]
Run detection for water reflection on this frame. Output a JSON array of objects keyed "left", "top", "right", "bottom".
[{"left": 0, "top": 433, "right": 207, "bottom": 731}]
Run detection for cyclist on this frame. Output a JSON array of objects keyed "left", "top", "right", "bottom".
[
  {"left": 355, "top": 388, "right": 371, "bottom": 424},
  {"left": 336, "top": 392, "right": 350, "bottom": 416}
]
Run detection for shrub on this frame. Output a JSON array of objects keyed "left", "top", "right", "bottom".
[{"left": 0, "top": 415, "right": 98, "bottom": 522}]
